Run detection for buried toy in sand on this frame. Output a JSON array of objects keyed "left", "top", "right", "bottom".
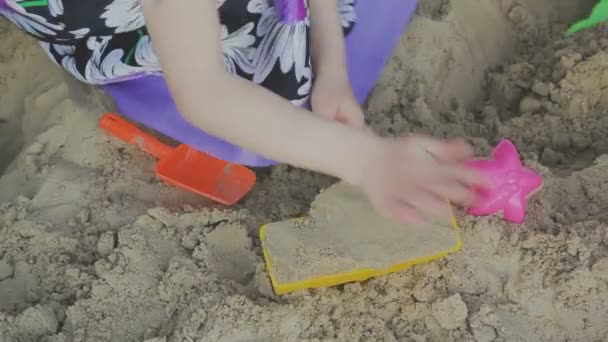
[
  {"left": 567, "top": 0, "right": 608, "bottom": 36},
  {"left": 260, "top": 140, "right": 544, "bottom": 295}
]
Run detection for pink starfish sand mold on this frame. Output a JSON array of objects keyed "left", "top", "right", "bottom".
[{"left": 466, "top": 139, "right": 544, "bottom": 224}]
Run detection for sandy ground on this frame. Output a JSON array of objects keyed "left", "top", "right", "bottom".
[{"left": 1, "top": 0, "right": 608, "bottom": 341}]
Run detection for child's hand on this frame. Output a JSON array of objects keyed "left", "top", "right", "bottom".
[
  {"left": 353, "top": 135, "right": 485, "bottom": 224},
  {"left": 311, "top": 76, "right": 365, "bottom": 129}
]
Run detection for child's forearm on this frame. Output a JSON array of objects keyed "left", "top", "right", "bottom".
[
  {"left": 143, "top": 0, "right": 377, "bottom": 183},
  {"left": 186, "top": 72, "right": 377, "bottom": 182},
  {"left": 309, "top": 0, "right": 349, "bottom": 82}
]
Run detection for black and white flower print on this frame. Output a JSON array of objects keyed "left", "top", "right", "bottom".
[
  {"left": 100, "top": 0, "right": 144, "bottom": 34},
  {"left": 0, "top": 0, "right": 357, "bottom": 103},
  {"left": 48, "top": 0, "right": 62, "bottom": 17},
  {"left": 221, "top": 22, "right": 256, "bottom": 74},
  {"left": 0, "top": 0, "right": 63, "bottom": 39},
  {"left": 247, "top": 0, "right": 308, "bottom": 84},
  {"left": 338, "top": 0, "right": 356, "bottom": 28}
]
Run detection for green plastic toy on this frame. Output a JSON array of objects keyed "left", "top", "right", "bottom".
[{"left": 567, "top": 0, "right": 608, "bottom": 36}]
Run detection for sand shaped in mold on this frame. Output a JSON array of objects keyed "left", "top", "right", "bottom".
[{"left": 260, "top": 182, "right": 461, "bottom": 295}]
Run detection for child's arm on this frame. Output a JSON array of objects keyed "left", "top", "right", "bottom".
[
  {"left": 142, "top": 0, "right": 484, "bottom": 224},
  {"left": 308, "top": 0, "right": 364, "bottom": 127},
  {"left": 308, "top": 0, "right": 349, "bottom": 84},
  {"left": 143, "top": 0, "right": 374, "bottom": 184}
]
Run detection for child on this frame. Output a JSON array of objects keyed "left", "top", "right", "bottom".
[{"left": 0, "top": 0, "right": 484, "bottom": 224}]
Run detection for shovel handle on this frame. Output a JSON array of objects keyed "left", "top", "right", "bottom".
[{"left": 100, "top": 113, "right": 173, "bottom": 159}]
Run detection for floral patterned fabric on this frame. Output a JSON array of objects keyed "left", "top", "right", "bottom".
[{"left": 0, "top": 0, "right": 356, "bottom": 104}]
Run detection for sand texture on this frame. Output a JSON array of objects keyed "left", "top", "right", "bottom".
[
  {"left": 263, "top": 182, "right": 458, "bottom": 284},
  {"left": 2, "top": 0, "right": 608, "bottom": 341}
]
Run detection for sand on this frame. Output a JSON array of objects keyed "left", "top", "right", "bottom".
[
  {"left": 262, "top": 182, "right": 459, "bottom": 285},
  {"left": 2, "top": 0, "right": 608, "bottom": 340}
]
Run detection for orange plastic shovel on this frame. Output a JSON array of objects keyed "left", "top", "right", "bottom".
[{"left": 99, "top": 113, "right": 256, "bottom": 205}]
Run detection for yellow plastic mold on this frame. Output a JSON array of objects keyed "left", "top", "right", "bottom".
[{"left": 259, "top": 214, "right": 462, "bottom": 295}]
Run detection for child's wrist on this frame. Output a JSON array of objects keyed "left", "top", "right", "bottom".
[
  {"left": 313, "top": 57, "right": 349, "bottom": 85},
  {"left": 336, "top": 130, "right": 384, "bottom": 187},
  {"left": 313, "top": 67, "right": 351, "bottom": 101}
]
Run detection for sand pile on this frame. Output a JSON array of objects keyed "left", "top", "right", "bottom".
[{"left": 2, "top": 0, "right": 608, "bottom": 341}]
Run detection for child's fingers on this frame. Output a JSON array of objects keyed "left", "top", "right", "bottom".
[
  {"left": 373, "top": 195, "right": 421, "bottom": 224},
  {"left": 409, "top": 136, "right": 473, "bottom": 162},
  {"left": 426, "top": 139, "right": 474, "bottom": 163},
  {"left": 404, "top": 190, "right": 452, "bottom": 223},
  {"left": 337, "top": 104, "right": 365, "bottom": 128},
  {"left": 425, "top": 180, "right": 475, "bottom": 206},
  {"left": 439, "top": 165, "right": 489, "bottom": 188}
]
